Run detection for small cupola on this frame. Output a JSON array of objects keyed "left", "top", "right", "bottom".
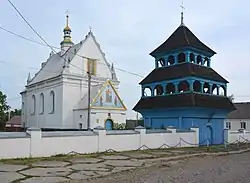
[{"left": 60, "top": 13, "right": 74, "bottom": 55}]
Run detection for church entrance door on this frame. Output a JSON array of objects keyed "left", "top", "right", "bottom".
[{"left": 105, "top": 119, "right": 113, "bottom": 130}]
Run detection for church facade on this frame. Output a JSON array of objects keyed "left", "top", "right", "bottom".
[
  {"left": 133, "top": 15, "right": 235, "bottom": 145},
  {"left": 20, "top": 15, "right": 127, "bottom": 130}
]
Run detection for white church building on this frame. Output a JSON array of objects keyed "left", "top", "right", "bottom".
[{"left": 20, "top": 15, "right": 127, "bottom": 130}]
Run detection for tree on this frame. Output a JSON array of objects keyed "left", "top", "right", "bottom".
[
  {"left": 228, "top": 94, "right": 234, "bottom": 102},
  {"left": 0, "top": 91, "right": 10, "bottom": 130},
  {"left": 10, "top": 109, "right": 21, "bottom": 118}
]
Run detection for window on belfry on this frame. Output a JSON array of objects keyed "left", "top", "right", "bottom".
[{"left": 87, "top": 59, "right": 97, "bottom": 76}]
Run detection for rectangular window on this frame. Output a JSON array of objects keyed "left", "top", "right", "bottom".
[
  {"left": 226, "top": 122, "right": 231, "bottom": 129},
  {"left": 87, "top": 59, "right": 97, "bottom": 76},
  {"left": 240, "top": 122, "right": 246, "bottom": 129}
]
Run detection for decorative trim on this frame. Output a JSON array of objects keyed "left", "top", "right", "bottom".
[{"left": 91, "top": 79, "right": 127, "bottom": 110}]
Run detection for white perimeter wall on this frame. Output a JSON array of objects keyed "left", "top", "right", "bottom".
[
  {"left": 0, "top": 127, "right": 199, "bottom": 159},
  {"left": 224, "top": 129, "right": 250, "bottom": 143}
]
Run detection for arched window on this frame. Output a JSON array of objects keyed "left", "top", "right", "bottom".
[
  {"left": 189, "top": 53, "right": 195, "bottom": 63},
  {"left": 218, "top": 86, "right": 226, "bottom": 96},
  {"left": 50, "top": 91, "right": 55, "bottom": 114},
  {"left": 193, "top": 80, "right": 201, "bottom": 92},
  {"left": 197, "top": 55, "right": 202, "bottom": 65},
  {"left": 178, "top": 81, "right": 189, "bottom": 93},
  {"left": 144, "top": 87, "right": 152, "bottom": 97},
  {"left": 167, "top": 55, "right": 175, "bottom": 65},
  {"left": 40, "top": 93, "right": 44, "bottom": 114},
  {"left": 204, "top": 57, "right": 209, "bottom": 67},
  {"left": 166, "top": 83, "right": 175, "bottom": 94},
  {"left": 158, "top": 58, "right": 165, "bottom": 67},
  {"left": 203, "top": 82, "right": 210, "bottom": 94},
  {"left": 154, "top": 85, "right": 164, "bottom": 96},
  {"left": 212, "top": 84, "right": 218, "bottom": 95},
  {"left": 31, "top": 95, "right": 36, "bottom": 114},
  {"left": 178, "top": 53, "right": 186, "bottom": 63}
]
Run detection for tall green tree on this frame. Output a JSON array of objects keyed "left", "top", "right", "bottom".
[{"left": 0, "top": 91, "right": 10, "bottom": 130}]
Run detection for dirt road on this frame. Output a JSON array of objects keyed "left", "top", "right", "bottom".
[{"left": 76, "top": 152, "right": 250, "bottom": 183}]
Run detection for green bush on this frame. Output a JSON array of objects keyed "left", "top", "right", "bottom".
[{"left": 113, "top": 123, "right": 126, "bottom": 130}]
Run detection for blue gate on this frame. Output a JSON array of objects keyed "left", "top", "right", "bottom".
[
  {"left": 206, "top": 125, "right": 213, "bottom": 145},
  {"left": 105, "top": 119, "right": 113, "bottom": 130}
]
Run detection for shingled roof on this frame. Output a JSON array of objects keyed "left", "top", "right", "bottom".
[
  {"left": 140, "top": 62, "right": 228, "bottom": 84},
  {"left": 133, "top": 93, "right": 235, "bottom": 111},
  {"left": 227, "top": 102, "right": 250, "bottom": 119},
  {"left": 150, "top": 25, "right": 216, "bottom": 56}
]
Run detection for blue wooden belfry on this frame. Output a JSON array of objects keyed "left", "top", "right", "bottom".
[{"left": 133, "top": 13, "right": 235, "bottom": 145}]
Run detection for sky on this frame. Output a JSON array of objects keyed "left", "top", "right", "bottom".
[{"left": 0, "top": 0, "right": 250, "bottom": 119}]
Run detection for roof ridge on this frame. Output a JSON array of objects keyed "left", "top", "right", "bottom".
[{"left": 183, "top": 26, "right": 190, "bottom": 45}]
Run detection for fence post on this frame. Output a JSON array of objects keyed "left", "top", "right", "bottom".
[
  {"left": 243, "top": 129, "right": 246, "bottom": 142},
  {"left": 191, "top": 126, "right": 199, "bottom": 147},
  {"left": 223, "top": 128, "right": 230, "bottom": 144},
  {"left": 26, "top": 128, "right": 41, "bottom": 158},
  {"left": 135, "top": 126, "right": 146, "bottom": 150},
  {"left": 166, "top": 126, "right": 178, "bottom": 147},
  {"left": 93, "top": 126, "right": 106, "bottom": 153}
]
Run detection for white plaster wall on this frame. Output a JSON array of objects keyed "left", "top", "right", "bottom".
[
  {"left": 69, "top": 34, "right": 112, "bottom": 79},
  {"left": 23, "top": 79, "right": 64, "bottom": 129},
  {"left": 61, "top": 77, "right": 121, "bottom": 129},
  {"left": 0, "top": 138, "right": 30, "bottom": 159},
  {"left": 33, "top": 136, "right": 99, "bottom": 157},
  {"left": 0, "top": 128, "right": 199, "bottom": 159},
  {"left": 72, "top": 109, "right": 127, "bottom": 130},
  {"left": 224, "top": 119, "right": 250, "bottom": 131},
  {"left": 90, "top": 109, "right": 127, "bottom": 129},
  {"left": 226, "top": 130, "right": 250, "bottom": 143},
  {"left": 143, "top": 132, "right": 197, "bottom": 149},
  {"left": 99, "top": 133, "right": 140, "bottom": 151},
  {"left": 62, "top": 79, "right": 88, "bottom": 129}
]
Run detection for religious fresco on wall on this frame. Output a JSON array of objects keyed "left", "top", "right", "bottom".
[{"left": 92, "top": 82, "right": 126, "bottom": 110}]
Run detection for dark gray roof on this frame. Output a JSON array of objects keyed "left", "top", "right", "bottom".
[
  {"left": 139, "top": 62, "right": 228, "bottom": 84},
  {"left": 227, "top": 102, "right": 250, "bottom": 119},
  {"left": 150, "top": 25, "right": 216, "bottom": 56}
]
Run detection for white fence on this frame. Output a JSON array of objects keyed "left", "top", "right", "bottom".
[
  {"left": 224, "top": 129, "right": 250, "bottom": 143},
  {"left": 0, "top": 126, "right": 199, "bottom": 159}
]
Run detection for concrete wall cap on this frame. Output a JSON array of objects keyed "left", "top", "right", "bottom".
[
  {"left": 94, "top": 126, "right": 105, "bottom": 130},
  {"left": 135, "top": 126, "right": 145, "bottom": 129},
  {"left": 27, "top": 127, "right": 41, "bottom": 131}
]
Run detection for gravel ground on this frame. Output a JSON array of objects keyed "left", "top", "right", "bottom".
[{"left": 75, "top": 152, "right": 250, "bottom": 183}]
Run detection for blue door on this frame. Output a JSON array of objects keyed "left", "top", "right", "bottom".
[
  {"left": 105, "top": 119, "right": 113, "bottom": 130},
  {"left": 199, "top": 124, "right": 214, "bottom": 146}
]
